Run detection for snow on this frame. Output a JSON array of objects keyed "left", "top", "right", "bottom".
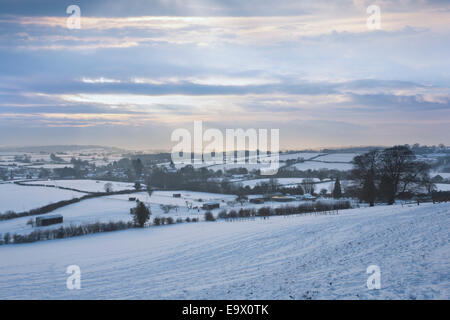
[
  {"left": 433, "top": 173, "right": 450, "bottom": 180},
  {"left": 0, "top": 151, "right": 125, "bottom": 168},
  {"left": 435, "top": 183, "right": 450, "bottom": 191},
  {"left": 314, "top": 181, "right": 338, "bottom": 193},
  {"left": 0, "top": 202, "right": 448, "bottom": 299},
  {"left": 292, "top": 161, "right": 353, "bottom": 171},
  {"left": 207, "top": 162, "right": 271, "bottom": 172},
  {"left": 0, "top": 183, "right": 84, "bottom": 213},
  {"left": 0, "top": 195, "right": 135, "bottom": 236},
  {"left": 0, "top": 190, "right": 237, "bottom": 236},
  {"left": 21, "top": 179, "right": 136, "bottom": 192},
  {"left": 278, "top": 153, "right": 324, "bottom": 161},
  {"left": 235, "top": 178, "right": 321, "bottom": 188},
  {"left": 26, "top": 164, "right": 74, "bottom": 169},
  {"left": 315, "top": 153, "right": 360, "bottom": 163}
]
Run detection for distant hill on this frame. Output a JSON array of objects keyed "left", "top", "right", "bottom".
[{"left": 0, "top": 145, "right": 126, "bottom": 153}]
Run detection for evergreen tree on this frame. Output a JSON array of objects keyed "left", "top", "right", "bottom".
[
  {"left": 131, "top": 201, "right": 151, "bottom": 227},
  {"left": 362, "top": 175, "right": 377, "bottom": 206},
  {"left": 332, "top": 177, "right": 342, "bottom": 199}
]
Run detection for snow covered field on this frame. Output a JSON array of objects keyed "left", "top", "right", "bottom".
[
  {"left": 434, "top": 173, "right": 450, "bottom": 180},
  {"left": 0, "top": 151, "right": 123, "bottom": 168},
  {"left": 0, "top": 195, "right": 135, "bottom": 236},
  {"left": 436, "top": 184, "right": 450, "bottom": 191},
  {"left": 278, "top": 152, "right": 324, "bottom": 161},
  {"left": 315, "top": 153, "right": 360, "bottom": 162},
  {"left": 22, "top": 179, "right": 136, "bottom": 193},
  {"left": 0, "top": 202, "right": 448, "bottom": 299},
  {"left": 0, "top": 190, "right": 236, "bottom": 236},
  {"left": 234, "top": 177, "right": 321, "bottom": 188},
  {"left": 0, "top": 183, "right": 84, "bottom": 213},
  {"left": 158, "top": 153, "right": 324, "bottom": 171},
  {"left": 292, "top": 161, "right": 353, "bottom": 171}
]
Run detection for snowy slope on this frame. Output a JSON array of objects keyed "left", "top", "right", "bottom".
[
  {"left": 0, "top": 190, "right": 236, "bottom": 236},
  {"left": 314, "top": 153, "right": 360, "bottom": 162},
  {"left": 292, "top": 161, "right": 353, "bottom": 171},
  {"left": 0, "top": 183, "right": 84, "bottom": 213},
  {"left": 21, "top": 179, "right": 136, "bottom": 192},
  {"left": 0, "top": 202, "right": 448, "bottom": 300}
]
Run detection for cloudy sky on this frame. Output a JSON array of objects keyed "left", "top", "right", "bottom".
[{"left": 0, "top": 0, "right": 449, "bottom": 150}]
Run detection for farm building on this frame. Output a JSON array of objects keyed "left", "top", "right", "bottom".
[
  {"left": 35, "top": 215, "right": 63, "bottom": 227},
  {"left": 173, "top": 193, "right": 181, "bottom": 198},
  {"left": 202, "top": 202, "right": 220, "bottom": 210}
]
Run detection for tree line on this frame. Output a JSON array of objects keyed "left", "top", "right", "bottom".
[{"left": 351, "top": 145, "right": 434, "bottom": 206}]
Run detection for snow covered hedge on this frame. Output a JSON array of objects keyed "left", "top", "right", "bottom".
[{"left": 217, "top": 200, "right": 351, "bottom": 220}]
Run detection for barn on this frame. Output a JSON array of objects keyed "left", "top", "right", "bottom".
[
  {"left": 202, "top": 202, "right": 220, "bottom": 210},
  {"left": 36, "top": 215, "right": 63, "bottom": 227},
  {"left": 250, "top": 198, "right": 265, "bottom": 204}
]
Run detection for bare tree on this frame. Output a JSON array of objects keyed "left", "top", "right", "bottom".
[
  {"left": 379, "top": 146, "right": 416, "bottom": 204},
  {"left": 104, "top": 182, "right": 113, "bottom": 193},
  {"left": 301, "top": 178, "right": 315, "bottom": 195}
]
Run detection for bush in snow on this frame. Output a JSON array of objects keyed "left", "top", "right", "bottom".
[
  {"left": 104, "top": 182, "right": 113, "bottom": 193},
  {"left": 257, "top": 207, "right": 272, "bottom": 217},
  {"left": 204, "top": 211, "right": 216, "bottom": 221},
  {"left": 5, "top": 221, "right": 134, "bottom": 245},
  {"left": 130, "top": 201, "right": 151, "bottom": 227},
  {"left": 228, "top": 210, "right": 238, "bottom": 218},
  {"left": 212, "top": 200, "right": 351, "bottom": 222},
  {"left": 218, "top": 210, "right": 228, "bottom": 219}
]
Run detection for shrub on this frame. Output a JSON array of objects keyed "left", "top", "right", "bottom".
[
  {"left": 153, "top": 217, "right": 161, "bottom": 226},
  {"left": 130, "top": 201, "right": 151, "bottom": 227},
  {"left": 204, "top": 211, "right": 216, "bottom": 221},
  {"left": 6, "top": 221, "right": 134, "bottom": 244},
  {"left": 257, "top": 207, "right": 272, "bottom": 217},
  {"left": 238, "top": 208, "right": 252, "bottom": 218},
  {"left": 228, "top": 210, "right": 238, "bottom": 218},
  {"left": 218, "top": 210, "right": 228, "bottom": 219},
  {"left": 167, "top": 217, "right": 174, "bottom": 224}
]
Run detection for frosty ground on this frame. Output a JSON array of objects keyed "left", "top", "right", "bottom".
[{"left": 0, "top": 202, "right": 448, "bottom": 299}]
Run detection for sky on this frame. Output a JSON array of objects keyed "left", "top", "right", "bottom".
[{"left": 0, "top": 0, "right": 449, "bottom": 151}]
